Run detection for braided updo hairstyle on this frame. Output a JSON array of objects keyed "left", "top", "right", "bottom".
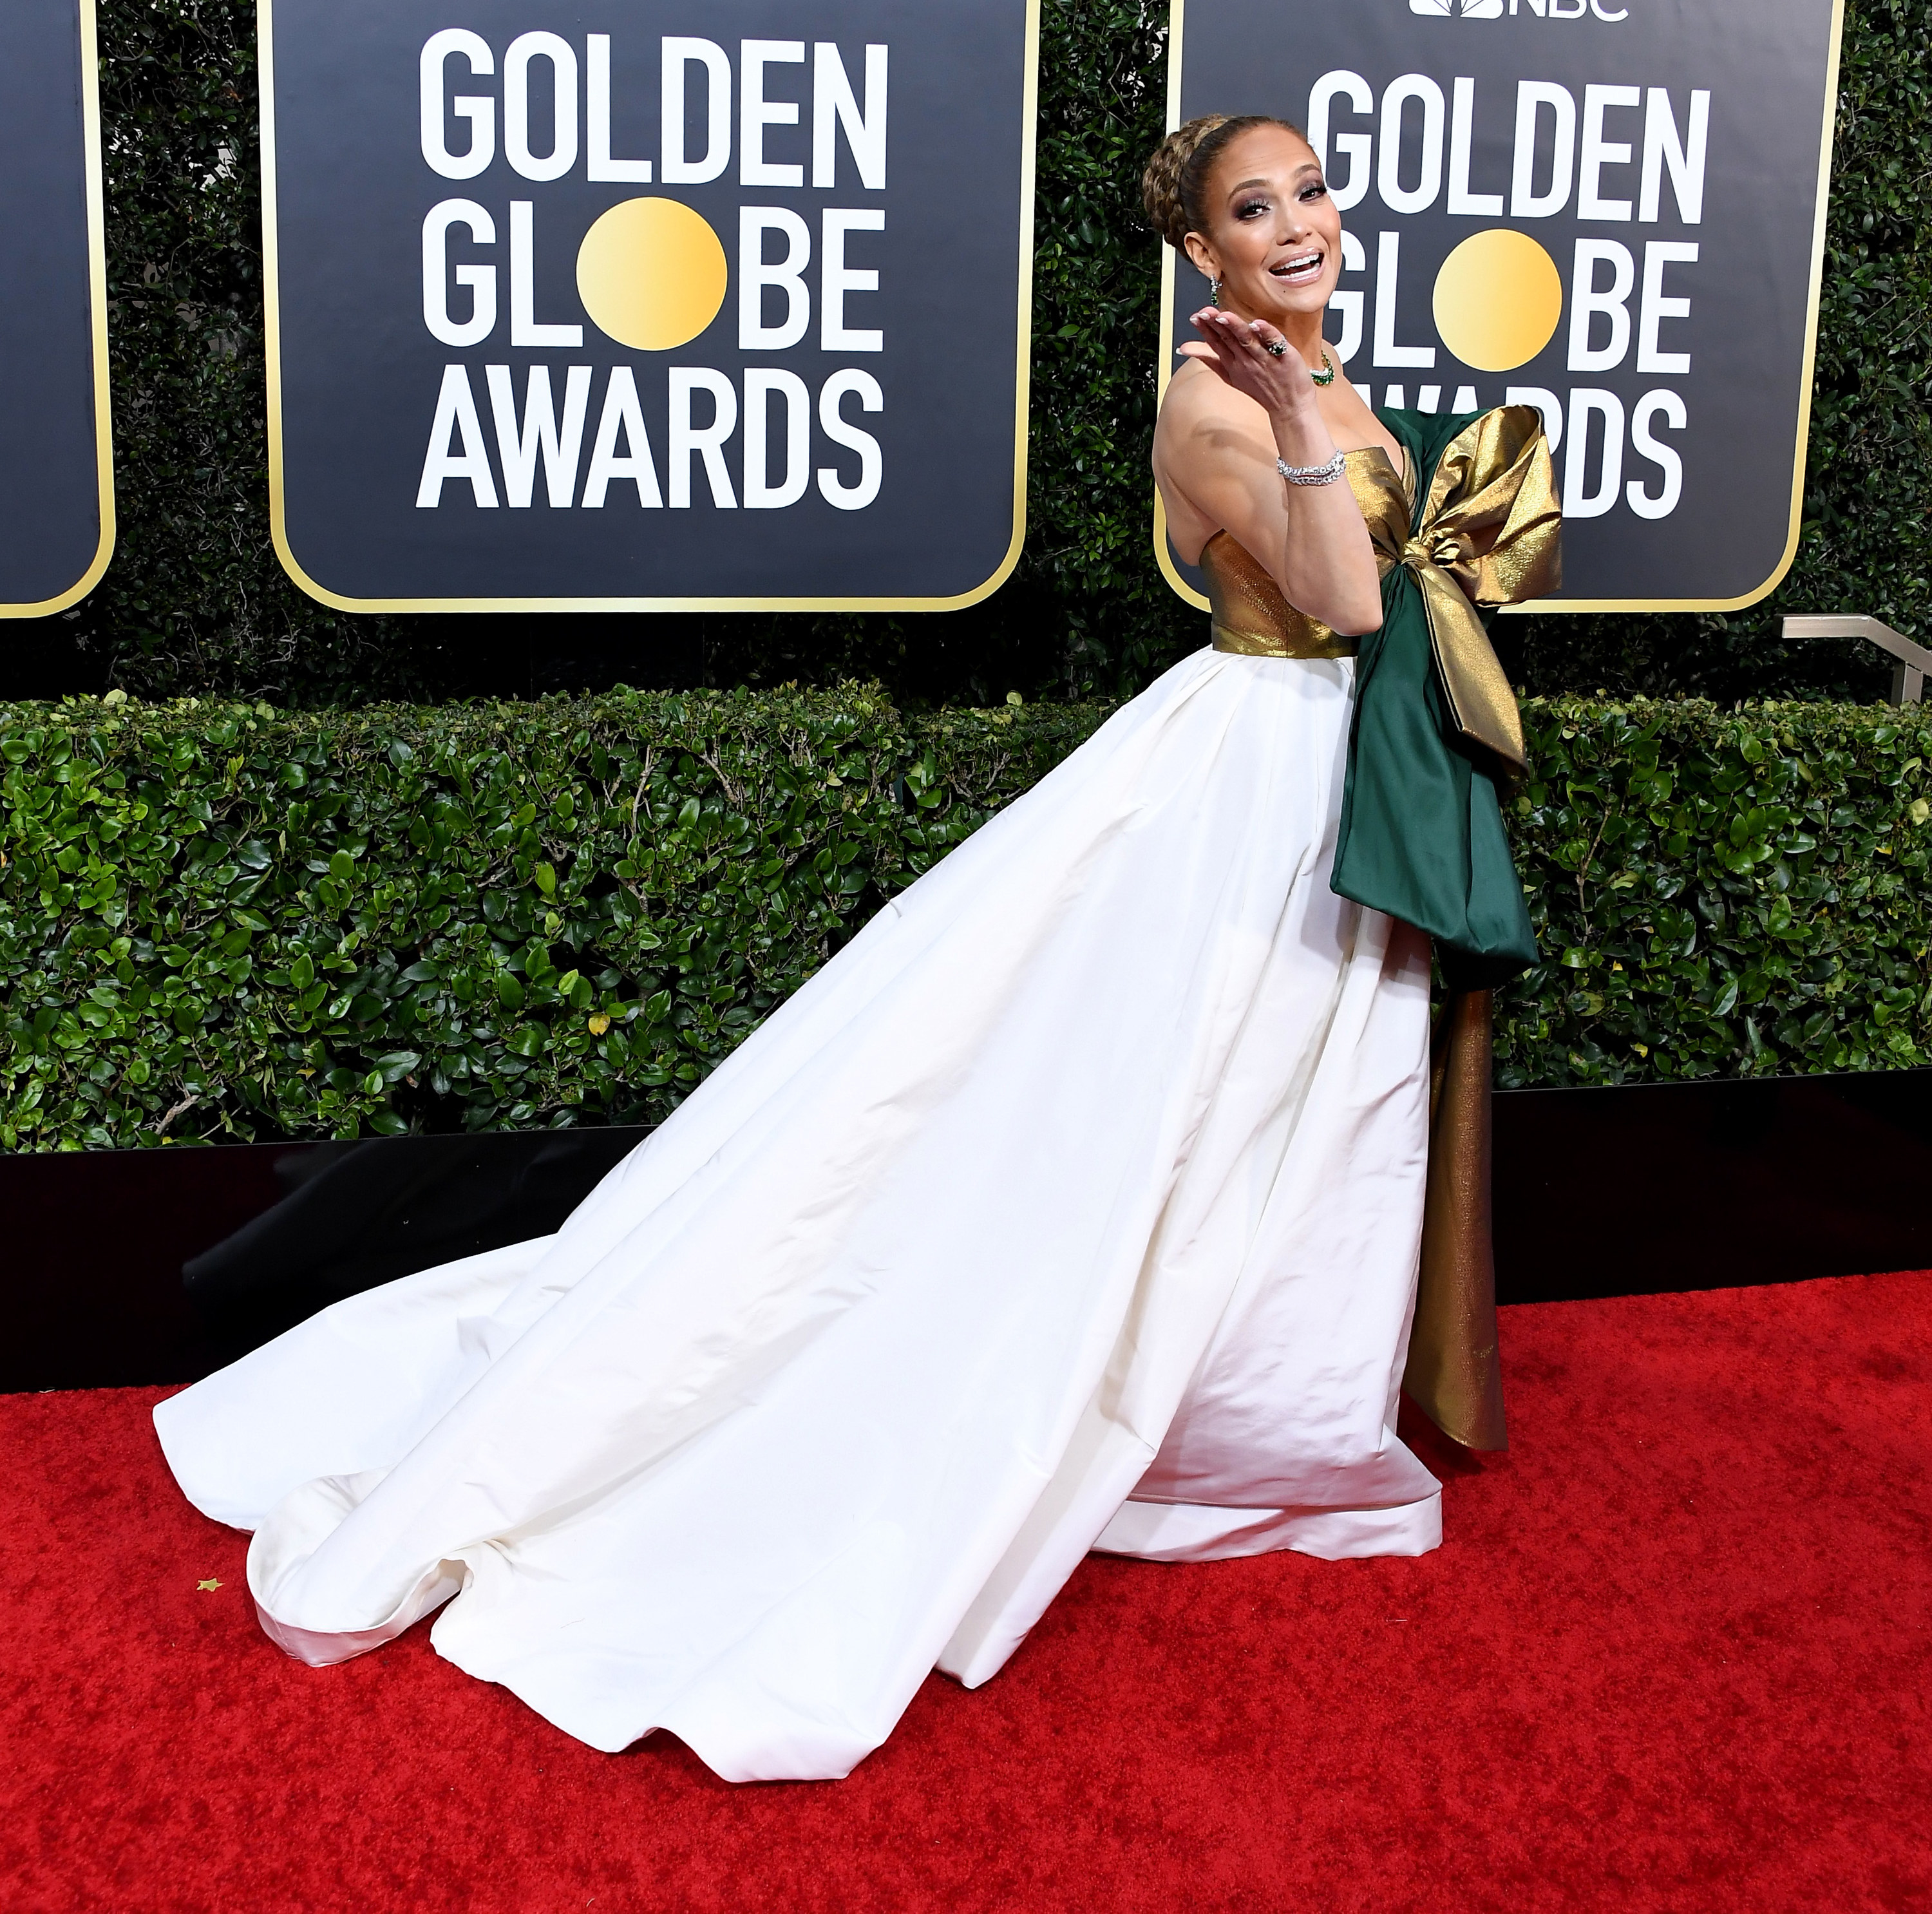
[{"left": 1141, "top": 113, "right": 1309, "bottom": 251}]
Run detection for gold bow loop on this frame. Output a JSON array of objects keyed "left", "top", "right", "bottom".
[{"left": 1370, "top": 405, "right": 1561, "bottom": 775}]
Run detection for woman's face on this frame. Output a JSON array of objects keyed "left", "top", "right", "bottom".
[{"left": 1184, "top": 124, "right": 1343, "bottom": 326}]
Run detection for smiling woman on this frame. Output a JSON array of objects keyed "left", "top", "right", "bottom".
[
  {"left": 1142, "top": 109, "right": 1555, "bottom": 966},
  {"left": 156, "top": 629, "right": 1455, "bottom": 1779},
  {"left": 1139, "top": 105, "right": 1560, "bottom": 1438},
  {"left": 1144, "top": 114, "right": 1393, "bottom": 638},
  {"left": 151, "top": 100, "right": 1558, "bottom": 1792}
]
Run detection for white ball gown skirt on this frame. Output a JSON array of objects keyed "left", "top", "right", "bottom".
[{"left": 155, "top": 647, "right": 1441, "bottom": 1782}]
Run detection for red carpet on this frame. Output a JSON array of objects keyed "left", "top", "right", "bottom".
[{"left": 3, "top": 1274, "right": 1929, "bottom": 1913}]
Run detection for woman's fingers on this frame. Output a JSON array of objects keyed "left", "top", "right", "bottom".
[
  {"left": 1192, "top": 309, "right": 1258, "bottom": 345},
  {"left": 1227, "top": 316, "right": 1293, "bottom": 365},
  {"left": 1189, "top": 311, "right": 1271, "bottom": 377},
  {"left": 1184, "top": 311, "right": 1315, "bottom": 404}
]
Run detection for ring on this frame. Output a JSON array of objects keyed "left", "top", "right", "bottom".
[{"left": 1263, "top": 338, "right": 1287, "bottom": 357}]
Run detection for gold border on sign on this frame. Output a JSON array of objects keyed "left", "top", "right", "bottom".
[
  {"left": 1153, "top": 240, "right": 1211, "bottom": 615},
  {"left": 1, "top": 0, "right": 116, "bottom": 619},
  {"left": 260, "top": 0, "right": 1040, "bottom": 614},
  {"left": 1151, "top": 0, "right": 1846, "bottom": 619},
  {"left": 1153, "top": 0, "right": 1209, "bottom": 612}
]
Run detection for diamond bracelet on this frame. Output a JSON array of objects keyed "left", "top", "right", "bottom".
[{"left": 1277, "top": 450, "right": 1347, "bottom": 488}]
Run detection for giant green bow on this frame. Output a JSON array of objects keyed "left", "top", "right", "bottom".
[{"left": 1332, "top": 406, "right": 1562, "bottom": 988}]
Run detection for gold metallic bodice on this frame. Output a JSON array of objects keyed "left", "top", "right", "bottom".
[{"left": 1203, "top": 446, "right": 1411, "bottom": 661}]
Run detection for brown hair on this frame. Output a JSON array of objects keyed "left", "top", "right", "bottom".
[{"left": 1140, "top": 113, "right": 1309, "bottom": 252}]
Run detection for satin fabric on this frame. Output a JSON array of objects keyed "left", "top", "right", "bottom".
[
  {"left": 1332, "top": 407, "right": 1548, "bottom": 988},
  {"left": 156, "top": 647, "right": 1439, "bottom": 1783}
]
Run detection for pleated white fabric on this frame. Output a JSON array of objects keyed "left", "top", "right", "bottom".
[{"left": 155, "top": 647, "right": 1439, "bottom": 1783}]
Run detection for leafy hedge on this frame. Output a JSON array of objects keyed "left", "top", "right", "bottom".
[
  {"left": 0, "top": 689, "right": 1098, "bottom": 1148},
  {"left": 11, "top": 0, "right": 1926, "bottom": 708},
  {"left": 5, "top": 690, "right": 1929, "bottom": 1150},
  {"left": 1500, "top": 697, "right": 1932, "bottom": 1088}
]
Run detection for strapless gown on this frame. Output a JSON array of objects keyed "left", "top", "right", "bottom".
[{"left": 156, "top": 535, "right": 1442, "bottom": 1782}]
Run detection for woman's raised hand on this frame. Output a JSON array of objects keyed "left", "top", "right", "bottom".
[{"left": 1178, "top": 309, "right": 1324, "bottom": 427}]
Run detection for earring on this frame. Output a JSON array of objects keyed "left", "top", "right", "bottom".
[{"left": 1209, "top": 278, "right": 1220, "bottom": 308}]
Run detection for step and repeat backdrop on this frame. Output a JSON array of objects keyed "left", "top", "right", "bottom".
[
  {"left": 0, "top": 1, "right": 1847, "bottom": 620},
  {"left": 0, "top": 1, "right": 113, "bottom": 618},
  {"left": 261, "top": 0, "right": 1039, "bottom": 611},
  {"left": 1157, "top": 0, "right": 1844, "bottom": 612}
]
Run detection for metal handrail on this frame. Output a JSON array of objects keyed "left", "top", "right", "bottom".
[{"left": 1781, "top": 614, "right": 1932, "bottom": 705}]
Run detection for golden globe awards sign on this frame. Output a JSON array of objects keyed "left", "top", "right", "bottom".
[
  {"left": 1157, "top": 0, "right": 1844, "bottom": 611},
  {"left": 0, "top": 1, "right": 113, "bottom": 619},
  {"left": 260, "top": 1, "right": 1039, "bottom": 609}
]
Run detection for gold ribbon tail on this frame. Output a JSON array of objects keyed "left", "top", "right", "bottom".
[
  {"left": 1404, "top": 984, "right": 1508, "bottom": 1452},
  {"left": 1412, "top": 560, "right": 1529, "bottom": 775}
]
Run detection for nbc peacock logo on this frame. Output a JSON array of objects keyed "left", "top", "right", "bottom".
[{"left": 1408, "top": 0, "right": 1629, "bottom": 17}]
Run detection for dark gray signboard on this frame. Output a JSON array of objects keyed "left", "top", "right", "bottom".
[
  {"left": 1158, "top": 0, "right": 1842, "bottom": 611},
  {"left": 1, "top": 1, "right": 113, "bottom": 618},
  {"left": 261, "top": 1, "right": 1038, "bottom": 610}
]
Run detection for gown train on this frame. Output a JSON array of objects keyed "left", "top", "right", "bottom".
[{"left": 156, "top": 645, "right": 1440, "bottom": 1782}]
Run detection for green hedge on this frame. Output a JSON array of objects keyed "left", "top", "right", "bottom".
[
  {"left": 5, "top": 690, "right": 1929, "bottom": 1150},
  {"left": 1500, "top": 697, "right": 1932, "bottom": 1088},
  {"left": 0, "top": 689, "right": 1099, "bottom": 1148},
  {"left": 17, "top": 0, "right": 1924, "bottom": 708}
]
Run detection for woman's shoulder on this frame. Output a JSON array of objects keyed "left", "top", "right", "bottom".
[
  {"left": 1154, "top": 363, "right": 1272, "bottom": 470},
  {"left": 1161, "top": 359, "right": 1262, "bottom": 426}
]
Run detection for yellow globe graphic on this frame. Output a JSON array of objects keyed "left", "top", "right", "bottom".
[
  {"left": 575, "top": 197, "right": 728, "bottom": 352},
  {"left": 1430, "top": 229, "right": 1564, "bottom": 374}
]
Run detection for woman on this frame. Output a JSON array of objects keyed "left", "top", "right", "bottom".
[{"left": 156, "top": 115, "right": 1556, "bottom": 1784}]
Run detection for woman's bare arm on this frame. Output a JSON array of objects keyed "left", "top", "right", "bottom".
[{"left": 1158, "top": 313, "right": 1384, "bottom": 636}]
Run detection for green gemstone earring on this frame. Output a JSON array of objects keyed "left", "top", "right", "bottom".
[
  {"left": 1209, "top": 278, "right": 1220, "bottom": 308},
  {"left": 1310, "top": 348, "right": 1337, "bottom": 387}
]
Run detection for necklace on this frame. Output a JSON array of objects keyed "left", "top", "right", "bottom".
[{"left": 1309, "top": 348, "right": 1337, "bottom": 388}]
